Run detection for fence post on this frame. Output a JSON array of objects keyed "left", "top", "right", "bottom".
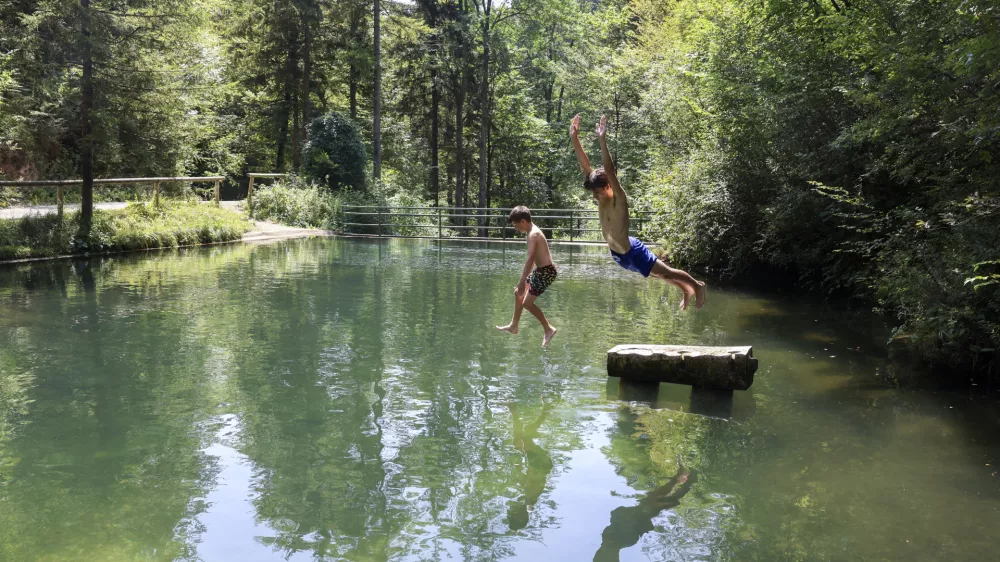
[
  {"left": 378, "top": 206, "right": 382, "bottom": 237},
  {"left": 570, "top": 210, "right": 575, "bottom": 242},
  {"left": 153, "top": 181, "right": 160, "bottom": 207},
  {"left": 246, "top": 176, "right": 255, "bottom": 218},
  {"left": 213, "top": 180, "right": 220, "bottom": 205},
  {"left": 438, "top": 207, "right": 442, "bottom": 239},
  {"left": 57, "top": 186, "right": 64, "bottom": 220}
]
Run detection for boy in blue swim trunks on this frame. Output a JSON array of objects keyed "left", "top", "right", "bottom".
[
  {"left": 570, "top": 114, "right": 706, "bottom": 309},
  {"left": 497, "top": 206, "right": 559, "bottom": 347}
]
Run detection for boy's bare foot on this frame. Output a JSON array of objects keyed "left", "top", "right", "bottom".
[
  {"left": 497, "top": 324, "right": 518, "bottom": 335},
  {"left": 694, "top": 281, "right": 707, "bottom": 309},
  {"left": 542, "top": 327, "right": 557, "bottom": 347}
]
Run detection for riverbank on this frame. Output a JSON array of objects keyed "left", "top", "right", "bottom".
[{"left": 0, "top": 202, "right": 332, "bottom": 265}]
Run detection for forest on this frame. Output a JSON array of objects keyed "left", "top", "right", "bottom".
[{"left": 1, "top": 0, "right": 998, "bottom": 379}]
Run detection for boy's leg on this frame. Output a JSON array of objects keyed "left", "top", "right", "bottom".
[
  {"left": 497, "top": 287, "right": 527, "bottom": 334},
  {"left": 522, "top": 293, "right": 557, "bottom": 347},
  {"left": 649, "top": 259, "right": 706, "bottom": 310}
]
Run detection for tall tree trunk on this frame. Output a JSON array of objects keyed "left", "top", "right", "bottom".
[
  {"left": 349, "top": 2, "right": 363, "bottom": 121},
  {"left": 276, "top": 44, "right": 296, "bottom": 172},
  {"left": 427, "top": 5, "right": 440, "bottom": 206},
  {"left": 302, "top": 18, "right": 311, "bottom": 142},
  {"left": 80, "top": 0, "right": 94, "bottom": 227},
  {"left": 486, "top": 126, "right": 493, "bottom": 211},
  {"left": 543, "top": 66, "right": 554, "bottom": 202},
  {"left": 477, "top": 2, "right": 490, "bottom": 236},
  {"left": 541, "top": 26, "right": 562, "bottom": 208},
  {"left": 555, "top": 40, "right": 573, "bottom": 123},
  {"left": 276, "top": 83, "right": 291, "bottom": 172},
  {"left": 292, "top": 91, "right": 300, "bottom": 170},
  {"left": 447, "top": 165, "right": 453, "bottom": 207},
  {"left": 349, "top": 63, "right": 358, "bottom": 120},
  {"left": 431, "top": 68, "right": 440, "bottom": 206},
  {"left": 373, "top": 0, "right": 382, "bottom": 181},
  {"left": 454, "top": 71, "right": 466, "bottom": 223}
]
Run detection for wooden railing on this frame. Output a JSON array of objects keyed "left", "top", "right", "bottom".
[
  {"left": 246, "top": 173, "right": 287, "bottom": 218},
  {"left": 0, "top": 176, "right": 226, "bottom": 218}
]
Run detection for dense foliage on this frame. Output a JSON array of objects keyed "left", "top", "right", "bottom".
[{"left": 1, "top": 0, "right": 997, "bottom": 377}]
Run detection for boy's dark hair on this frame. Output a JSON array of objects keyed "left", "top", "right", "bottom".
[
  {"left": 508, "top": 205, "right": 531, "bottom": 223},
  {"left": 584, "top": 167, "right": 609, "bottom": 190}
]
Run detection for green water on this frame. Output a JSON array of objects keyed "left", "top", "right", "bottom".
[{"left": 0, "top": 238, "right": 998, "bottom": 562}]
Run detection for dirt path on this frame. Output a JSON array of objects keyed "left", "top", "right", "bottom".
[{"left": 242, "top": 220, "right": 333, "bottom": 243}]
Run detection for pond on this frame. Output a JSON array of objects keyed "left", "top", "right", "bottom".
[{"left": 0, "top": 237, "right": 998, "bottom": 561}]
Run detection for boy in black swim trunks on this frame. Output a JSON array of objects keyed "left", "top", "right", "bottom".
[
  {"left": 497, "top": 206, "right": 558, "bottom": 347},
  {"left": 570, "top": 114, "right": 706, "bottom": 310}
]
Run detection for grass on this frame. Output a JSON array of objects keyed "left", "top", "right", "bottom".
[{"left": 0, "top": 202, "right": 252, "bottom": 261}]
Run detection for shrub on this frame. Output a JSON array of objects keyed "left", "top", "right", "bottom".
[
  {"left": 248, "top": 180, "right": 341, "bottom": 230},
  {"left": 303, "top": 112, "right": 367, "bottom": 192}
]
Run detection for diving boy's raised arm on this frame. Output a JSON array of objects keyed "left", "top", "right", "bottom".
[
  {"left": 596, "top": 115, "right": 626, "bottom": 199},
  {"left": 570, "top": 114, "right": 592, "bottom": 177}
]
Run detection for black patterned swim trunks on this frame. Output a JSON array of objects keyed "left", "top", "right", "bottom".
[{"left": 527, "top": 264, "right": 557, "bottom": 296}]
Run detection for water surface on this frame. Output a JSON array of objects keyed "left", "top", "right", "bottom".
[{"left": 0, "top": 238, "right": 997, "bottom": 561}]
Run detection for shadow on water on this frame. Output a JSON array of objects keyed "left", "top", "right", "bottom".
[{"left": 605, "top": 378, "right": 757, "bottom": 422}]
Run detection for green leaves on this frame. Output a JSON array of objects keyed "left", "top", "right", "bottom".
[{"left": 965, "top": 260, "right": 1000, "bottom": 290}]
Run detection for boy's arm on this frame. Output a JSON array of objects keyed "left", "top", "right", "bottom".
[
  {"left": 596, "top": 115, "right": 627, "bottom": 199},
  {"left": 517, "top": 233, "right": 538, "bottom": 292},
  {"left": 570, "top": 114, "right": 592, "bottom": 177}
]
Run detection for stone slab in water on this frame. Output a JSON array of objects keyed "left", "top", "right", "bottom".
[{"left": 607, "top": 344, "right": 758, "bottom": 390}]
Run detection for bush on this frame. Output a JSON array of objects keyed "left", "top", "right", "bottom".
[
  {"left": 248, "top": 180, "right": 341, "bottom": 230},
  {"left": 303, "top": 112, "right": 367, "bottom": 192}
]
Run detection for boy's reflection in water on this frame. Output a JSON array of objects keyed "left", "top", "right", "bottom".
[
  {"left": 593, "top": 464, "right": 696, "bottom": 562},
  {"left": 507, "top": 402, "right": 554, "bottom": 531}
]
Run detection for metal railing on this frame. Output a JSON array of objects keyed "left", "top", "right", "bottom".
[{"left": 341, "top": 205, "right": 655, "bottom": 243}]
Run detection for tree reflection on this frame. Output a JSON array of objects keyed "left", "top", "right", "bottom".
[{"left": 0, "top": 257, "right": 220, "bottom": 560}]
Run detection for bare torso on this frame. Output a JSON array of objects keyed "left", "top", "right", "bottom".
[
  {"left": 598, "top": 193, "right": 631, "bottom": 254},
  {"left": 529, "top": 225, "right": 554, "bottom": 267}
]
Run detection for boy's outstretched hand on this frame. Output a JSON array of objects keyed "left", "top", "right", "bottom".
[
  {"left": 570, "top": 114, "right": 581, "bottom": 138},
  {"left": 596, "top": 115, "right": 607, "bottom": 139}
]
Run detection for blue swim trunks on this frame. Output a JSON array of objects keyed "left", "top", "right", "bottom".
[{"left": 610, "top": 237, "right": 658, "bottom": 277}]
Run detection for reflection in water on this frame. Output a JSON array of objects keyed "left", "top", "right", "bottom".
[
  {"left": 507, "top": 402, "right": 554, "bottom": 531},
  {"left": 593, "top": 465, "right": 695, "bottom": 562},
  {"left": 1, "top": 238, "right": 999, "bottom": 561},
  {"left": 607, "top": 378, "right": 756, "bottom": 422}
]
